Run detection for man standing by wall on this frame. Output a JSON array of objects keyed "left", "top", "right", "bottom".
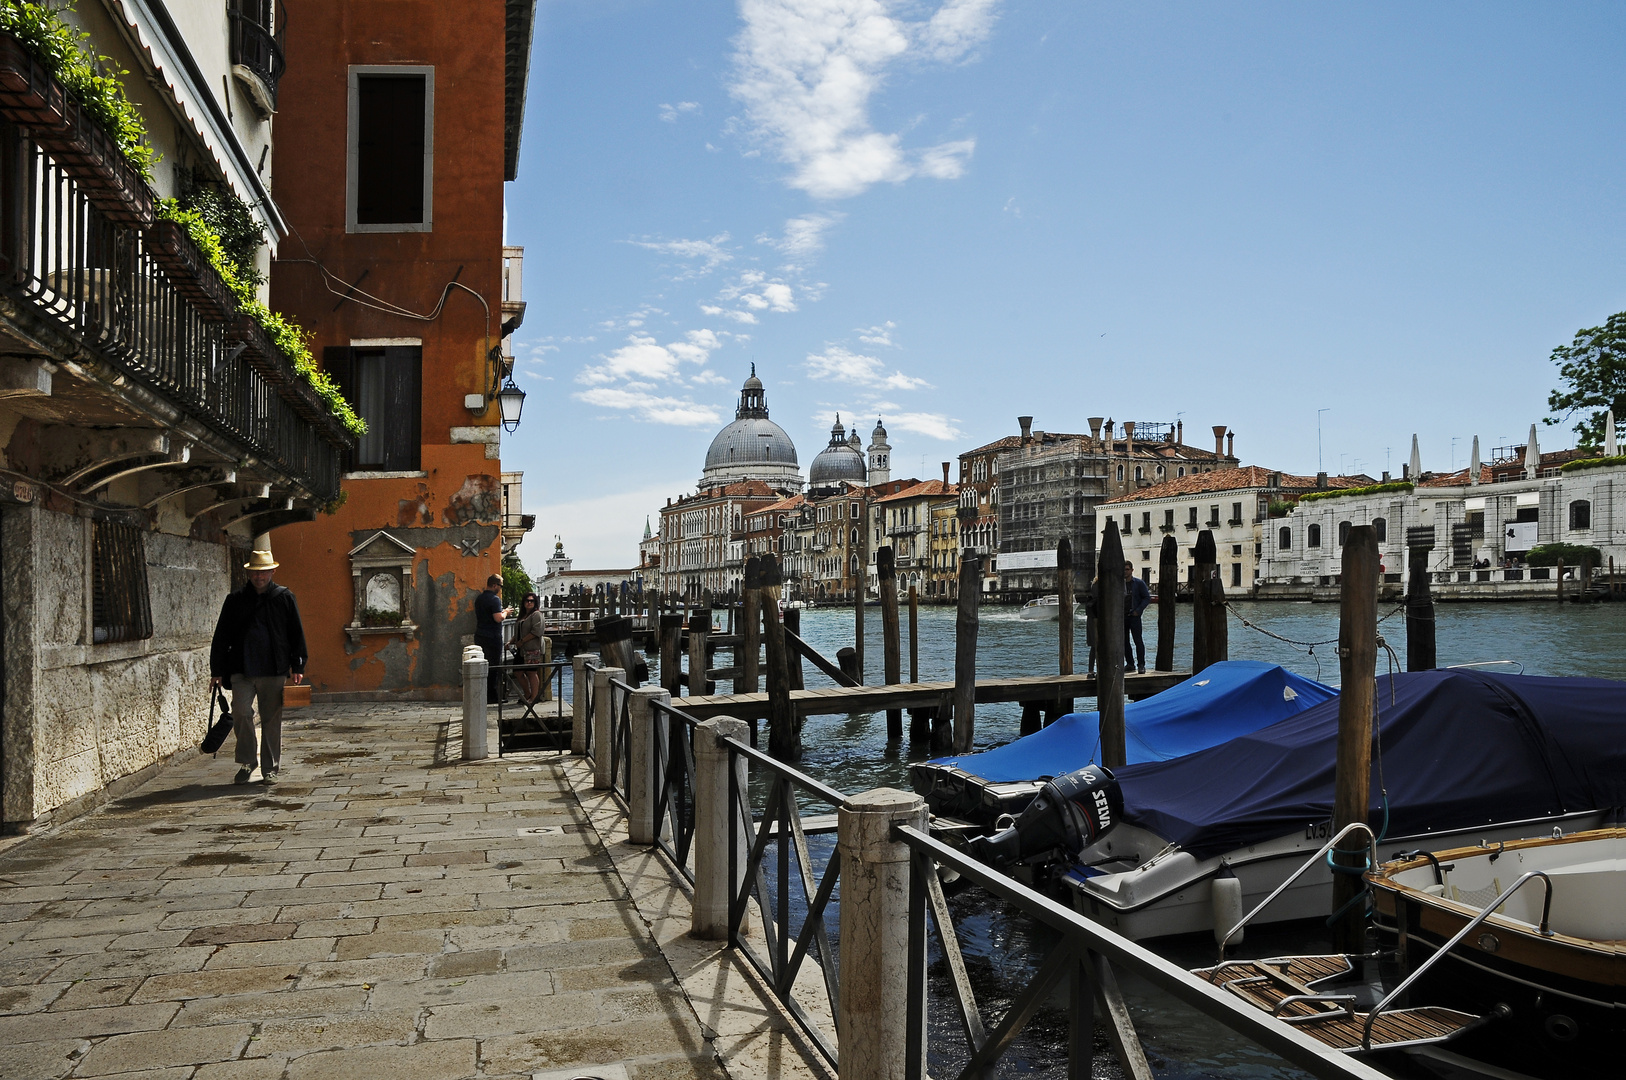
[
  {"left": 475, "top": 574, "right": 509, "bottom": 703},
  {"left": 1124, "top": 560, "right": 1151, "bottom": 675},
  {"left": 210, "top": 548, "right": 308, "bottom": 783}
]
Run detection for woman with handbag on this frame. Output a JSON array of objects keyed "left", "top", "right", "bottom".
[{"left": 514, "top": 593, "right": 550, "bottom": 704}]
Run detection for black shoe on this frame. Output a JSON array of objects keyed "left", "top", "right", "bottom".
[{"left": 234, "top": 767, "right": 252, "bottom": 784}]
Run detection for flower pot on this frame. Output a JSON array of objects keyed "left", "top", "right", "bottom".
[{"left": 149, "top": 220, "right": 238, "bottom": 320}]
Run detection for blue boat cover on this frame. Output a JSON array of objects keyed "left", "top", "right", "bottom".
[
  {"left": 926, "top": 661, "right": 1337, "bottom": 782},
  {"left": 1115, "top": 669, "right": 1626, "bottom": 860}
]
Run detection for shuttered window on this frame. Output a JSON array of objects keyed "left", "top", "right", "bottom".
[
  {"left": 92, "top": 521, "right": 153, "bottom": 644},
  {"left": 326, "top": 346, "right": 422, "bottom": 471}
]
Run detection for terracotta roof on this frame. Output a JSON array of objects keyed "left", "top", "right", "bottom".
[
  {"left": 758, "top": 494, "right": 805, "bottom": 513},
  {"left": 1418, "top": 466, "right": 1492, "bottom": 487},
  {"left": 959, "top": 435, "right": 1023, "bottom": 458},
  {"left": 1104, "top": 466, "right": 1365, "bottom": 504},
  {"left": 876, "top": 479, "right": 958, "bottom": 503}
]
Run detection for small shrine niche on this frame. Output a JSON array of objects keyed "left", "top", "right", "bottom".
[{"left": 346, "top": 531, "right": 418, "bottom": 642}]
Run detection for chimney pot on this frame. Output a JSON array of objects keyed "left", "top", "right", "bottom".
[
  {"left": 1104, "top": 418, "right": 1115, "bottom": 440},
  {"left": 1088, "top": 416, "right": 1104, "bottom": 441},
  {"left": 1176, "top": 419, "right": 1184, "bottom": 444},
  {"left": 942, "top": 462, "right": 950, "bottom": 486},
  {"left": 1316, "top": 471, "right": 1328, "bottom": 489},
  {"left": 1226, "top": 431, "right": 1235, "bottom": 459},
  {"left": 1018, "top": 415, "right": 1033, "bottom": 441},
  {"left": 1212, "top": 425, "right": 1227, "bottom": 457}
]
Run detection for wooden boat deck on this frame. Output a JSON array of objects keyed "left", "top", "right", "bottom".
[
  {"left": 1191, "top": 955, "right": 1482, "bottom": 1052},
  {"left": 677, "top": 670, "right": 1187, "bottom": 721}
]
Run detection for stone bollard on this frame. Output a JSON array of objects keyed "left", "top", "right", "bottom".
[
  {"left": 628, "top": 686, "right": 669, "bottom": 844},
  {"left": 691, "top": 717, "right": 749, "bottom": 939},
  {"left": 838, "top": 788, "right": 928, "bottom": 1080},
  {"left": 571, "top": 652, "right": 599, "bottom": 757},
  {"left": 592, "top": 666, "right": 624, "bottom": 790},
  {"left": 460, "top": 646, "right": 489, "bottom": 760}
]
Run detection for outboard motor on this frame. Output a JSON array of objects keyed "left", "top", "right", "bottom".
[{"left": 969, "top": 765, "right": 1122, "bottom": 869}]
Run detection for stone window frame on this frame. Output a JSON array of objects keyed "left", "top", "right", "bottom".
[{"left": 346, "top": 530, "right": 419, "bottom": 643}]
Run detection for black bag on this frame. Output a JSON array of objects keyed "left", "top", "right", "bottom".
[{"left": 200, "top": 687, "right": 233, "bottom": 754}]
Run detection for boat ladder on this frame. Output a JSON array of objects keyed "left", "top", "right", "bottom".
[{"left": 1189, "top": 954, "right": 1483, "bottom": 1053}]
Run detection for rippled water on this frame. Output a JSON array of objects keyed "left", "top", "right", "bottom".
[{"left": 765, "top": 600, "right": 1626, "bottom": 1078}]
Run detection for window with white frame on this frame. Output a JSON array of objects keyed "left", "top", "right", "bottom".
[{"left": 348, "top": 66, "right": 434, "bottom": 232}]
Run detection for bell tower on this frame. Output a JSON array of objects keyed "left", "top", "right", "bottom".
[{"left": 867, "top": 418, "right": 891, "bottom": 486}]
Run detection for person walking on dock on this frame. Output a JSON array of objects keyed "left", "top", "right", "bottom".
[
  {"left": 209, "top": 547, "right": 307, "bottom": 784},
  {"left": 1124, "top": 561, "right": 1151, "bottom": 674},
  {"left": 513, "top": 592, "right": 551, "bottom": 705},
  {"left": 475, "top": 574, "right": 510, "bottom": 704}
]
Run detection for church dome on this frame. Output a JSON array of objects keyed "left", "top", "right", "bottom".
[
  {"left": 810, "top": 415, "right": 868, "bottom": 485},
  {"left": 699, "top": 367, "right": 803, "bottom": 491}
]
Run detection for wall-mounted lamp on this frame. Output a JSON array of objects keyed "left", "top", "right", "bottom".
[{"left": 497, "top": 375, "right": 526, "bottom": 432}]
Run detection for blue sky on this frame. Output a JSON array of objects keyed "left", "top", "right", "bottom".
[{"left": 502, "top": 1, "right": 1626, "bottom": 571}]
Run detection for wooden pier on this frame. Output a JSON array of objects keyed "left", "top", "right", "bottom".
[{"left": 676, "top": 670, "right": 1186, "bottom": 722}]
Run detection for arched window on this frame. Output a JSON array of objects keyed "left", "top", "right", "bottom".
[
  {"left": 851, "top": 527, "right": 858, "bottom": 545},
  {"left": 1279, "top": 526, "right": 1292, "bottom": 550},
  {"left": 1156, "top": 465, "right": 1165, "bottom": 477},
  {"left": 1570, "top": 500, "right": 1592, "bottom": 530},
  {"left": 1372, "top": 517, "right": 1386, "bottom": 543},
  {"left": 1338, "top": 521, "right": 1351, "bottom": 547},
  {"left": 1177, "top": 466, "right": 1185, "bottom": 477},
  {"left": 1134, "top": 465, "right": 1143, "bottom": 481},
  {"left": 1307, "top": 524, "right": 1321, "bottom": 548}
]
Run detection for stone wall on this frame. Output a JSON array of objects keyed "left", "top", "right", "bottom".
[{"left": 2, "top": 505, "right": 227, "bottom": 827}]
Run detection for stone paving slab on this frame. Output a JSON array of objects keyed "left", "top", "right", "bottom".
[{"left": 0, "top": 702, "right": 739, "bottom": 1080}]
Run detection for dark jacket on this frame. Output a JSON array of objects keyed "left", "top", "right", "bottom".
[
  {"left": 1125, "top": 576, "right": 1153, "bottom": 620},
  {"left": 210, "top": 583, "right": 308, "bottom": 679}
]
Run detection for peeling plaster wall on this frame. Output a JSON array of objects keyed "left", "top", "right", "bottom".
[{"left": 2, "top": 505, "right": 226, "bottom": 826}]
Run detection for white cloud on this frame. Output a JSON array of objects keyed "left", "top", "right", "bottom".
[
  {"left": 729, "top": 0, "right": 1000, "bottom": 199},
  {"left": 920, "top": 0, "right": 1001, "bottom": 63},
  {"left": 762, "top": 211, "right": 845, "bottom": 263},
  {"left": 575, "top": 387, "right": 724, "bottom": 427},
  {"left": 805, "top": 345, "right": 928, "bottom": 390},
  {"left": 857, "top": 321, "right": 897, "bottom": 348},
  {"left": 702, "top": 304, "right": 759, "bottom": 324},
  {"left": 885, "top": 411, "right": 963, "bottom": 440},
  {"left": 578, "top": 329, "right": 723, "bottom": 386},
  {"left": 627, "top": 234, "right": 733, "bottom": 279},
  {"left": 659, "top": 101, "right": 701, "bottom": 123}
]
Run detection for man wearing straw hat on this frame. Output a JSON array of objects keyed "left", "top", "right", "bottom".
[{"left": 210, "top": 543, "right": 308, "bottom": 784}]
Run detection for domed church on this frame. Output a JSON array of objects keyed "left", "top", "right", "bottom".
[
  {"left": 699, "top": 366, "right": 804, "bottom": 492},
  {"left": 808, "top": 415, "right": 868, "bottom": 487}
]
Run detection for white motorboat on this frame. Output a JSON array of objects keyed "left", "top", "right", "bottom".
[
  {"left": 970, "top": 669, "right": 1626, "bottom": 942},
  {"left": 1018, "top": 594, "right": 1076, "bottom": 621}
]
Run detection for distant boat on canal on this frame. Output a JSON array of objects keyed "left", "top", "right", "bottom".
[{"left": 1018, "top": 594, "right": 1079, "bottom": 621}]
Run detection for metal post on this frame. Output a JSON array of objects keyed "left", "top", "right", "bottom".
[
  {"left": 570, "top": 652, "right": 599, "bottom": 756},
  {"left": 592, "top": 666, "right": 624, "bottom": 790},
  {"left": 838, "top": 788, "right": 928, "bottom": 1080},
  {"left": 692, "top": 717, "right": 749, "bottom": 939},
  {"left": 628, "top": 686, "right": 668, "bottom": 844},
  {"left": 460, "top": 645, "right": 488, "bottom": 760}
]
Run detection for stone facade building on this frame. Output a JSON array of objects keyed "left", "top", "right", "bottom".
[
  {"left": 1104, "top": 467, "right": 1364, "bottom": 593},
  {"left": 995, "top": 415, "right": 1241, "bottom": 599},
  {"left": 0, "top": 2, "right": 362, "bottom": 826},
  {"left": 876, "top": 468, "right": 958, "bottom": 598}
]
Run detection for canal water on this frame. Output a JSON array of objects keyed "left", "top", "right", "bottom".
[{"left": 765, "top": 600, "right": 1626, "bottom": 1078}]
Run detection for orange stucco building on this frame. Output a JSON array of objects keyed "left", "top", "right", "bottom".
[{"left": 267, "top": 0, "right": 536, "bottom": 699}]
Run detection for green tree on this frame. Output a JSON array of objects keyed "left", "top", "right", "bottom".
[
  {"left": 1546, "top": 311, "right": 1626, "bottom": 449},
  {"left": 501, "top": 552, "right": 532, "bottom": 608}
]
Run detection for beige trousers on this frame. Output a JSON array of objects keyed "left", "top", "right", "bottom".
[{"left": 230, "top": 674, "right": 285, "bottom": 773}]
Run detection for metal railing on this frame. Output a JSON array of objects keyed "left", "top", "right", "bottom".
[
  {"left": 1361, "top": 870, "right": 1551, "bottom": 1050},
  {"left": 1215, "top": 822, "right": 1379, "bottom": 964},
  {"left": 896, "top": 825, "right": 1383, "bottom": 1080},
  {"left": 0, "top": 121, "right": 347, "bottom": 499},
  {"left": 580, "top": 658, "right": 599, "bottom": 758},
  {"left": 229, "top": 0, "right": 287, "bottom": 107},
  {"left": 491, "top": 658, "right": 569, "bottom": 755},
  {"left": 726, "top": 733, "right": 847, "bottom": 1067},
  {"left": 651, "top": 697, "right": 700, "bottom": 884},
  {"left": 607, "top": 675, "right": 635, "bottom": 804}
]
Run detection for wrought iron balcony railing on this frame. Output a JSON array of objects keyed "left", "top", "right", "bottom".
[
  {"left": 0, "top": 120, "right": 351, "bottom": 500},
  {"left": 230, "top": 1, "right": 287, "bottom": 112}
]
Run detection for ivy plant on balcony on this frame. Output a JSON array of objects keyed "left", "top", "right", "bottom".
[
  {"left": 0, "top": 1, "right": 158, "bottom": 181},
  {"left": 158, "top": 199, "right": 366, "bottom": 437}
]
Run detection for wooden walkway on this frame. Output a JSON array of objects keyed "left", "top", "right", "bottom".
[{"left": 676, "top": 670, "right": 1187, "bottom": 721}]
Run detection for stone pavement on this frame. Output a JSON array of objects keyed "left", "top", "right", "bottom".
[{"left": 0, "top": 701, "right": 826, "bottom": 1080}]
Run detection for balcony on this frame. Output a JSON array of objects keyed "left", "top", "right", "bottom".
[
  {"left": 230, "top": 0, "right": 287, "bottom": 116},
  {"left": 0, "top": 112, "right": 353, "bottom": 515}
]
